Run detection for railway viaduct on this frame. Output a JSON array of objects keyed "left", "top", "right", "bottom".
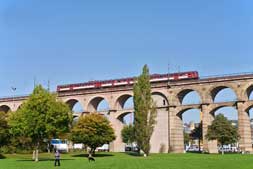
[{"left": 1, "top": 73, "right": 253, "bottom": 153}]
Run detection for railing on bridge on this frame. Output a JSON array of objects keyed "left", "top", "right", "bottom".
[
  {"left": 200, "top": 72, "right": 253, "bottom": 80},
  {"left": 178, "top": 100, "right": 238, "bottom": 107},
  {"left": 0, "top": 94, "right": 29, "bottom": 102}
]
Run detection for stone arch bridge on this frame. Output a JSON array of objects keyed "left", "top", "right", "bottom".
[{"left": 1, "top": 73, "right": 253, "bottom": 153}]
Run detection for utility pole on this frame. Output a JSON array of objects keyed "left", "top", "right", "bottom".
[
  {"left": 47, "top": 80, "right": 50, "bottom": 92},
  {"left": 168, "top": 62, "right": 171, "bottom": 88},
  {"left": 168, "top": 63, "right": 170, "bottom": 79},
  {"left": 33, "top": 76, "right": 37, "bottom": 89},
  {"left": 178, "top": 65, "right": 181, "bottom": 73},
  {"left": 11, "top": 87, "right": 16, "bottom": 110}
]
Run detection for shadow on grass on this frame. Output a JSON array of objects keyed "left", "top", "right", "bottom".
[
  {"left": 0, "top": 154, "right": 6, "bottom": 159},
  {"left": 124, "top": 152, "right": 143, "bottom": 157},
  {"left": 72, "top": 153, "right": 114, "bottom": 158},
  {"left": 186, "top": 151, "right": 202, "bottom": 154},
  {"left": 17, "top": 158, "right": 74, "bottom": 162}
]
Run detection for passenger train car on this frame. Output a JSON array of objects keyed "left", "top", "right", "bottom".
[{"left": 57, "top": 71, "right": 199, "bottom": 92}]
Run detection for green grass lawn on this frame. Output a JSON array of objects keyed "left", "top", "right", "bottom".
[{"left": 0, "top": 152, "right": 253, "bottom": 169}]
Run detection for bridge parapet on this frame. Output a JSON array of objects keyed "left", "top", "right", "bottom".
[{"left": 0, "top": 95, "right": 29, "bottom": 102}]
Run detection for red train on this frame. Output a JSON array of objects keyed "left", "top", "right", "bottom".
[{"left": 57, "top": 71, "right": 199, "bottom": 92}]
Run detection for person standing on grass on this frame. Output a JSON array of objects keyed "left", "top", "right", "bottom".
[{"left": 54, "top": 149, "right": 61, "bottom": 167}]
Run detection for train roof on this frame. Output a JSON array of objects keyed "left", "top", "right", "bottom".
[{"left": 57, "top": 71, "right": 198, "bottom": 89}]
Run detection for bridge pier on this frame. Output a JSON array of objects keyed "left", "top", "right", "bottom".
[
  {"left": 237, "top": 102, "right": 252, "bottom": 152},
  {"left": 202, "top": 104, "right": 218, "bottom": 153},
  {"left": 108, "top": 115, "right": 125, "bottom": 152},
  {"left": 169, "top": 107, "right": 184, "bottom": 153},
  {"left": 150, "top": 108, "right": 169, "bottom": 153}
]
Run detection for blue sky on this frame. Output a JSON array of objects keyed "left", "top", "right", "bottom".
[{"left": 0, "top": 0, "right": 253, "bottom": 122}]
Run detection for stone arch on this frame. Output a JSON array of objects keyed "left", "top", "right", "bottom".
[
  {"left": 210, "top": 105, "right": 238, "bottom": 121},
  {"left": 177, "top": 107, "right": 201, "bottom": 120},
  {"left": 245, "top": 104, "right": 253, "bottom": 113},
  {"left": 117, "top": 112, "right": 134, "bottom": 124},
  {"left": 210, "top": 105, "right": 228, "bottom": 116},
  {"left": 65, "top": 99, "right": 84, "bottom": 113},
  {"left": 87, "top": 96, "right": 110, "bottom": 112},
  {"left": 177, "top": 89, "right": 202, "bottom": 105},
  {"left": 114, "top": 94, "right": 133, "bottom": 110},
  {"left": 210, "top": 85, "right": 238, "bottom": 103},
  {"left": 72, "top": 113, "right": 81, "bottom": 125},
  {"left": 246, "top": 84, "right": 253, "bottom": 100},
  {"left": 16, "top": 103, "right": 23, "bottom": 110},
  {"left": 151, "top": 91, "right": 168, "bottom": 107},
  {"left": 176, "top": 107, "right": 202, "bottom": 152},
  {"left": 0, "top": 105, "right": 11, "bottom": 113}
]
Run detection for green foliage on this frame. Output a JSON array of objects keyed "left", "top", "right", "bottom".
[
  {"left": 121, "top": 125, "right": 135, "bottom": 144},
  {"left": 206, "top": 114, "right": 239, "bottom": 147},
  {"left": 190, "top": 122, "right": 202, "bottom": 140},
  {"left": 0, "top": 111, "right": 9, "bottom": 147},
  {"left": 133, "top": 65, "right": 157, "bottom": 156},
  {"left": 8, "top": 85, "right": 72, "bottom": 154},
  {"left": 0, "top": 145, "right": 14, "bottom": 154},
  {"left": 8, "top": 136, "right": 34, "bottom": 153},
  {"left": 184, "top": 132, "right": 190, "bottom": 145},
  {"left": 190, "top": 122, "right": 203, "bottom": 152},
  {"left": 0, "top": 111, "right": 34, "bottom": 154},
  {"left": 71, "top": 113, "right": 116, "bottom": 153}
]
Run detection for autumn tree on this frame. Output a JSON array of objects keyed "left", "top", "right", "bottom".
[
  {"left": 8, "top": 85, "right": 72, "bottom": 161},
  {"left": 133, "top": 65, "right": 157, "bottom": 156},
  {"left": 71, "top": 113, "right": 115, "bottom": 156}
]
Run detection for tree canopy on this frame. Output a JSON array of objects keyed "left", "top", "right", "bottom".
[
  {"left": 133, "top": 65, "right": 157, "bottom": 156},
  {"left": 71, "top": 113, "right": 115, "bottom": 155},
  {"left": 121, "top": 124, "right": 135, "bottom": 144},
  {"left": 8, "top": 85, "right": 72, "bottom": 161},
  {"left": 206, "top": 114, "right": 239, "bottom": 154},
  {"left": 0, "top": 111, "right": 9, "bottom": 147},
  {"left": 190, "top": 122, "right": 202, "bottom": 152}
]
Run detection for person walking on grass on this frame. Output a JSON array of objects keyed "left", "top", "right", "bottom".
[{"left": 54, "top": 149, "right": 60, "bottom": 167}]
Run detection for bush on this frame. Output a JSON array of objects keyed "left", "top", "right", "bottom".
[{"left": 0, "top": 145, "right": 16, "bottom": 154}]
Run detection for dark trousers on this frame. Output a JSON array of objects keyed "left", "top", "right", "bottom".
[{"left": 55, "top": 159, "right": 60, "bottom": 166}]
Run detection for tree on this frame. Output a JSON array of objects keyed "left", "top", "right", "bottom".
[
  {"left": 133, "top": 65, "right": 157, "bottom": 156},
  {"left": 121, "top": 124, "right": 135, "bottom": 144},
  {"left": 205, "top": 114, "right": 239, "bottom": 155},
  {"left": 8, "top": 85, "right": 72, "bottom": 161},
  {"left": 0, "top": 111, "right": 9, "bottom": 147},
  {"left": 184, "top": 132, "right": 190, "bottom": 145},
  {"left": 190, "top": 122, "right": 202, "bottom": 152},
  {"left": 184, "top": 132, "right": 190, "bottom": 149},
  {"left": 71, "top": 113, "right": 115, "bottom": 156}
]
